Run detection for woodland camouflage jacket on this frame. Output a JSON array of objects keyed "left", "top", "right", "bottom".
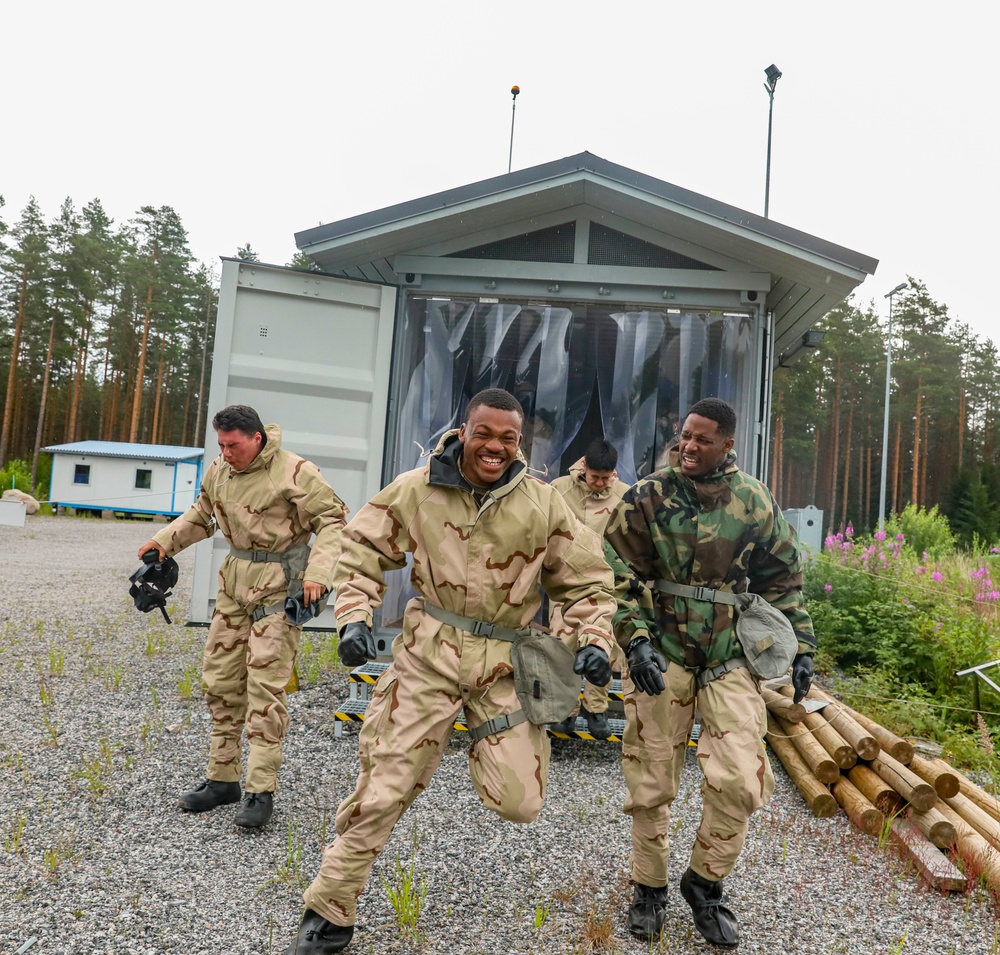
[
  {"left": 152, "top": 425, "right": 347, "bottom": 607},
  {"left": 333, "top": 431, "right": 617, "bottom": 663},
  {"left": 603, "top": 450, "right": 816, "bottom": 669},
  {"left": 550, "top": 457, "right": 631, "bottom": 535}
]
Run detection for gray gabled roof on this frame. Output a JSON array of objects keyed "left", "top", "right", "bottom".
[
  {"left": 42, "top": 441, "right": 203, "bottom": 462},
  {"left": 296, "top": 151, "right": 878, "bottom": 360}
]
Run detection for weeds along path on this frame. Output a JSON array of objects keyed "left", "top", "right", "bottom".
[{"left": 1, "top": 516, "right": 999, "bottom": 954}]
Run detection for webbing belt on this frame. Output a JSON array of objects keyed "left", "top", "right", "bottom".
[
  {"left": 467, "top": 710, "right": 528, "bottom": 743},
  {"left": 694, "top": 656, "right": 749, "bottom": 690},
  {"left": 423, "top": 603, "right": 532, "bottom": 643},
  {"left": 230, "top": 547, "right": 284, "bottom": 563},
  {"left": 423, "top": 602, "right": 531, "bottom": 742},
  {"left": 651, "top": 581, "right": 748, "bottom": 688},
  {"left": 251, "top": 600, "right": 286, "bottom": 624},
  {"left": 651, "top": 579, "right": 740, "bottom": 606}
]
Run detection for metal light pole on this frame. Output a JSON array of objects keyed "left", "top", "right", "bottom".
[
  {"left": 877, "top": 282, "right": 909, "bottom": 532},
  {"left": 763, "top": 64, "right": 781, "bottom": 218},
  {"left": 508, "top": 85, "right": 520, "bottom": 174}
]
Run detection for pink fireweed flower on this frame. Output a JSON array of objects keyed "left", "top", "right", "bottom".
[
  {"left": 824, "top": 583, "right": 833, "bottom": 592},
  {"left": 931, "top": 571, "right": 943, "bottom": 582},
  {"left": 874, "top": 531, "right": 887, "bottom": 542}
]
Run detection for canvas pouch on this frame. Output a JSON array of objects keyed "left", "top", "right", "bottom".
[{"left": 733, "top": 592, "right": 798, "bottom": 680}]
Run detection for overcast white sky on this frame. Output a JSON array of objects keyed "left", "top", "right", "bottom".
[{"left": 3, "top": 2, "right": 996, "bottom": 344}]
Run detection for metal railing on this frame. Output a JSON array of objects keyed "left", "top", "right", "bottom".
[{"left": 955, "top": 658, "right": 1000, "bottom": 713}]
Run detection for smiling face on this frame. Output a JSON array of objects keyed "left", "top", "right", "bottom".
[
  {"left": 677, "top": 413, "right": 734, "bottom": 478},
  {"left": 458, "top": 404, "right": 523, "bottom": 486},
  {"left": 217, "top": 427, "right": 263, "bottom": 472}
]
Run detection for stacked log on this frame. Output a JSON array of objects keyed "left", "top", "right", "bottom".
[{"left": 763, "top": 682, "right": 1000, "bottom": 896}]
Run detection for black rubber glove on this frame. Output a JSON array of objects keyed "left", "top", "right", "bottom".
[
  {"left": 338, "top": 621, "right": 377, "bottom": 668},
  {"left": 627, "top": 636, "right": 667, "bottom": 696},
  {"left": 573, "top": 645, "right": 612, "bottom": 686},
  {"left": 791, "top": 653, "right": 814, "bottom": 704}
]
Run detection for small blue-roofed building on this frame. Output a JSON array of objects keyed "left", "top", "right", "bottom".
[{"left": 42, "top": 441, "right": 204, "bottom": 518}]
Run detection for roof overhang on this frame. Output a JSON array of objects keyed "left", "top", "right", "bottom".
[{"left": 296, "top": 152, "right": 878, "bottom": 363}]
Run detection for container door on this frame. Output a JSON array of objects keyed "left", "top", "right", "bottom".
[{"left": 188, "top": 260, "right": 396, "bottom": 626}]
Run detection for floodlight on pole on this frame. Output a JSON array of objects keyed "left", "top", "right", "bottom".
[
  {"left": 877, "top": 281, "right": 909, "bottom": 533},
  {"left": 508, "top": 85, "right": 520, "bottom": 174},
  {"left": 763, "top": 64, "right": 782, "bottom": 218}
]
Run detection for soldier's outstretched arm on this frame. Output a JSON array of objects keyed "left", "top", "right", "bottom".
[{"left": 148, "top": 460, "right": 221, "bottom": 558}]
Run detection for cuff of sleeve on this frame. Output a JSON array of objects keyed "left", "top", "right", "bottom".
[
  {"left": 336, "top": 610, "right": 373, "bottom": 629},
  {"left": 794, "top": 633, "right": 817, "bottom": 655},
  {"left": 578, "top": 629, "right": 614, "bottom": 658}
]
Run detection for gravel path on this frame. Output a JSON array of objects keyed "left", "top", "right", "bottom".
[{"left": 1, "top": 516, "right": 999, "bottom": 955}]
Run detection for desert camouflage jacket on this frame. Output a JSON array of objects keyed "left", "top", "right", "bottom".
[
  {"left": 603, "top": 450, "right": 815, "bottom": 669},
  {"left": 550, "top": 457, "right": 631, "bottom": 534},
  {"left": 334, "top": 430, "right": 616, "bottom": 661},
  {"left": 152, "top": 425, "right": 347, "bottom": 606}
]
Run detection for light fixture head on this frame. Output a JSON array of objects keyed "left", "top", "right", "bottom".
[
  {"left": 764, "top": 64, "right": 782, "bottom": 91},
  {"left": 885, "top": 282, "right": 908, "bottom": 298},
  {"left": 802, "top": 329, "right": 825, "bottom": 348}
]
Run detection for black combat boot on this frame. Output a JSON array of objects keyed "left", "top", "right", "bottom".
[
  {"left": 550, "top": 714, "right": 578, "bottom": 734},
  {"left": 626, "top": 882, "right": 668, "bottom": 939},
  {"left": 284, "top": 909, "right": 354, "bottom": 954},
  {"left": 234, "top": 792, "right": 273, "bottom": 828},
  {"left": 679, "top": 867, "right": 739, "bottom": 947},
  {"left": 177, "top": 779, "right": 241, "bottom": 813},
  {"left": 581, "top": 706, "right": 612, "bottom": 740}
]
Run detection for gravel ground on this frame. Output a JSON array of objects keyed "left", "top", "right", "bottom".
[{"left": 1, "top": 515, "right": 999, "bottom": 955}]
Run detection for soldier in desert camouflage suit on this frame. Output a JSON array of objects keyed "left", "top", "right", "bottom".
[
  {"left": 549, "top": 437, "right": 631, "bottom": 739},
  {"left": 603, "top": 397, "right": 816, "bottom": 948},
  {"left": 138, "top": 405, "right": 346, "bottom": 829},
  {"left": 285, "top": 388, "right": 617, "bottom": 955}
]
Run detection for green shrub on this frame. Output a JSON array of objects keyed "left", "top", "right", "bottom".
[
  {"left": 804, "top": 521, "right": 1000, "bottom": 773},
  {"left": 885, "top": 503, "right": 955, "bottom": 560},
  {"left": 0, "top": 457, "right": 48, "bottom": 502}
]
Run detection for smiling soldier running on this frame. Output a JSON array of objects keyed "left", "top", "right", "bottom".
[{"left": 284, "top": 387, "right": 618, "bottom": 954}]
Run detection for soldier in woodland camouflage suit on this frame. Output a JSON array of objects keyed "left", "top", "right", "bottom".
[
  {"left": 286, "top": 388, "right": 617, "bottom": 955},
  {"left": 138, "top": 405, "right": 346, "bottom": 829},
  {"left": 549, "top": 437, "right": 630, "bottom": 739},
  {"left": 603, "top": 397, "right": 816, "bottom": 948}
]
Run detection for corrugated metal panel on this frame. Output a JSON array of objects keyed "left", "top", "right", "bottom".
[
  {"left": 187, "top": 260, "right": 396, "bottom": 626},
  {"left": 42, "top": 441, "right": 203, "bottom": 461}
]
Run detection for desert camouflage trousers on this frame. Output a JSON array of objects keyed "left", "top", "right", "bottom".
[
  {"left": 201, "top": 588, "right": 299, "bottom": 794},
  {"left": 622, "top": 660, "right": 773, "bottom": 886},
  {"left": 303, "top": 629, "right": 551, "bottom": 927}
]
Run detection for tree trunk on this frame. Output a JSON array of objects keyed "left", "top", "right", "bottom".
[
  {"left": 129, "top": 280, "right": 156, "bottom": 443},
  {"left": 891, "top": 419, "right": 902, "bottom": 517},
  {"left": 30, "top": 315, "right": 58, "bottom": 487},
  {"left": 0, "top": 273, "right": 28, "bottom": 464},
  {"left": 840, "top": 400, "right": 854, "bottom": 529},
  {"left": 150, "top": 339, "right": 165, "bottom": 445},
  {"left": 911, "top": 382, "right": 922, "bottom": 505},
  {"left": 828, "top": 358, "right": 842, "bottom": 529}
]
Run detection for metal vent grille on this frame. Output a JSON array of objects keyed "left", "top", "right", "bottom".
[
  {"left": 448, "top": 222, "right": 576, "bottom": 263},
  {"left": 588, "top": 223, "right": 716, "bottom": 270}
]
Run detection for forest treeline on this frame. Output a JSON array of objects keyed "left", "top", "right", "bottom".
[
  {"left": 770, "top": 284, "right": 1000, "bottom": 544},
  {"left": 1, "top": 195, "right": 997, "bottom": 545},
  {"left": 0, "top": 194, "right": 309, "bottom": 491}
]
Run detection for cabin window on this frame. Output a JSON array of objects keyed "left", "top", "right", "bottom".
[
  {"left": 135, "top": 468, "right": 152, "bottom": 490},
  {"left": 73, "top": 464, "right": 91, "bottom": 485}
]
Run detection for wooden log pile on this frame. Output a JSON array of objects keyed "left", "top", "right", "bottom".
[{"left": 763, "top": 682, "right": 1000, "bottom": 896}]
